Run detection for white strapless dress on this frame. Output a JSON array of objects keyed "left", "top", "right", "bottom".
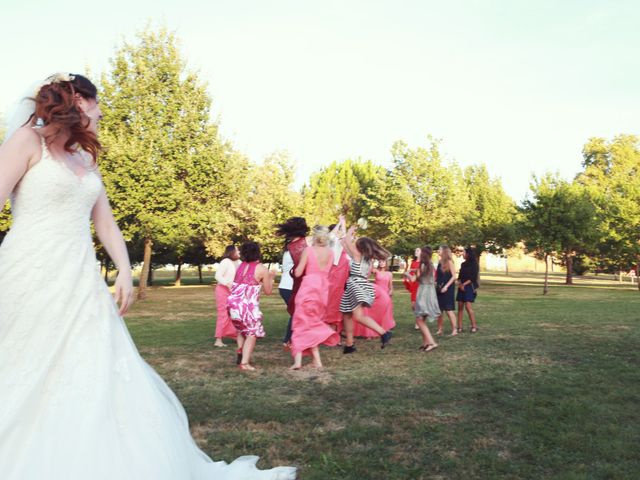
[{"left": 0, "top": 138, "right": 296, "bottom": 480}]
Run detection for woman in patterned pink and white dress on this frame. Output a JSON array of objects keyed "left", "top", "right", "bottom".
[{"left": 227, "top": 241, "right": 277, "bottom": 371}]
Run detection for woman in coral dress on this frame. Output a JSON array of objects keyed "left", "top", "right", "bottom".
[
  {"left": 290, "top": 227, "right": 340, "bottom": 370},
  {"left": 355, "top": 260, "right": 396, "bottom": 337},
  {"left": 325, "top": 216, "right": 349, "bottom": 335}
]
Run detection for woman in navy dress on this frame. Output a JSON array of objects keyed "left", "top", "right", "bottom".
[{"left": 456, "top": 247, "right": 479, "bottom": 333}]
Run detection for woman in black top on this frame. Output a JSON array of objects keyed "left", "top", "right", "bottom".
[{"left": 456, "top": 247, "right": 479, "bottom": 333}]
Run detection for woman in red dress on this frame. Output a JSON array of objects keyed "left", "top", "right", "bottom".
[
  {"left": 275, "top": 217, "right": 310, "bottom": 346},
  {"left": 403, "top": 247, "right": 421, "bottom": 329}
]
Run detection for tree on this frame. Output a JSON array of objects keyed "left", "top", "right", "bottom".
[
  {"left": 366, "top": 138, "right": 476, "bottom": 255},
  {"left": 577, "top": 135, "right": 640, "bottom": 289},
  {"left": 99, "top": 27, "right": 231, "bottom": 297},
  {"left": 302, "top": 159, "right": 385, "bottom": 226},
  {"left": 520, "top": 174, "right": 598, "bottom": 292},
  {"left": 239, "top": 151, "right": 301, "bottom": 263},
  {"left": 463, "top": 165, "right": 518, "bottom": 254}
]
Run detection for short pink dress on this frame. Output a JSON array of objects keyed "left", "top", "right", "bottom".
[
  {"left": 291, "top": 247, "right": 340, "bottom": 356},
  {"left": 355, "top": 271, "right": 396, "bottom": 337},
  {"left": 227, "top": 261, "right": 266, "bottom": 338}
]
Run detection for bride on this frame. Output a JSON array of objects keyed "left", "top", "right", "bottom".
[{"left": 0, "top": 73, "right": 296, "bottom": 479}]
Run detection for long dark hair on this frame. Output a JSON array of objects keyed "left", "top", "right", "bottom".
[
  {"left": 419, "top": 246, "right": 434, "bottom": 279},
  {"left": 275, "top": 217, "right": 309, "bottom": 246},
  {"left": 356, "top": 237, "right": 390, "bottom": 262},
  {"left": 464, "top": 247, "right": 478, "bottom": 265},
  {"left": 32, "top": 74, "right": 101, "bottom": 162}
]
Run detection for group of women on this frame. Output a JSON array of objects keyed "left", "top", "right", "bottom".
[
  {"left": 403, "top": 245, "right": 479, "bottom": 352},
  {"left": 213, "top": 216, "right": 395, "bottom": 370},
  {"left": 213, "top": 216, "right": 481, "bottom": 370}
]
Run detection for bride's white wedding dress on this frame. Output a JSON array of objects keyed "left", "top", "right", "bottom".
[{"left": 0, "top": 136, "right": 296, "bottom": 480}]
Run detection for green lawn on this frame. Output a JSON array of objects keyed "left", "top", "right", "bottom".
[{"left": 124, "top": 274, "right": 640, "bottom": 479}]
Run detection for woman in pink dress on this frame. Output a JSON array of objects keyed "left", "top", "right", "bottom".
[
  {"left": 227, "top": 241, "right": 276, "bottom": 371},
  {"left": 213, "top": 245, "right": 241, "bottom": 347},
  {"left": 325, "top": 216, "right": 349, "bottom": 335},
  {"left": 290, "top": 226, "right": 340, "bottom": 370},
  {"left": 355, "top": 260, "right": 396, "bottom": 337}
]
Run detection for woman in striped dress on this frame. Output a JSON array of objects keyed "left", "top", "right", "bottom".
[{"left": 340, "top": 225, "right": 393, "bottom": 353}]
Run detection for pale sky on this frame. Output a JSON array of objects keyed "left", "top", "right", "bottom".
[{"left": 1, "top": 0, "right": 638, "bottom": 201}]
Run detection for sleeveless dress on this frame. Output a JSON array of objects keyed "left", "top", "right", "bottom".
[
  {"left": 414, "top": 269, "right": 441, "bottom": 321},
  {"left": 0, "top": 136, "right": 295, "bottom": 479},
  {"left": 290, "top": 247, "right": 340, "bottom": 356},
  {"left": 227, "top": 261, "right": 266, "bottom": 338},
  {"left": 403, "top": 259, "right": 420, "bottom": 302},
  {"left": 356, "top": 271, "right": 396, "bottom": 337},
  {"left": 339, "top": 259, "right": 375, "bottom": 312},
  {"left": 324, "top": 249, "right": 350, "bottom": 328},
  {"left": 435, "top": 263, "right": 455, "bottom": 311},
  {"left": 285, "top": 238, "right": 307, "bottom": 316}
]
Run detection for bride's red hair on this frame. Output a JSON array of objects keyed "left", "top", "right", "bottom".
[{"left": 32, "top": 74, "right": 101, "bottom": 162}]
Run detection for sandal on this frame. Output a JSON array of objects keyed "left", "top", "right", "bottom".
[
  {"left": 457, "top": 327, "right": 463, "bottom": 333},
  {"left": 423, "top": 344, "right": 438, "bottom": 353},
  {"left": 470, "top": 327, "right": 478, "bottom": 333}
]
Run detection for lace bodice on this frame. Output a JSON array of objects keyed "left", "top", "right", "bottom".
[{"left": 8, "top": 136, "right": 102, "bottom": 243}]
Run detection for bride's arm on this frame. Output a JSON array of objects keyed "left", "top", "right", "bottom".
[
  {"left": 0, "top": 128, "right": 39, "bottom": 209},
  {"left": 92, "top": 189, "right": 135, "bottom": 315}
]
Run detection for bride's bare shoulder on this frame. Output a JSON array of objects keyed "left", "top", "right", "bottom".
[{"left": 2, "top": 126, "right": 40, "bottom": 150}]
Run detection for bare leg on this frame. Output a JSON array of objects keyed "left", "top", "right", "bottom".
[
  {"left": 310, "top": 347, "right": 323, "bottom": 368},
  {"left": 465, "top": 303, "right": 478, "bottom": 331},
  {"left": 241, "top": 335, "right": 257, "bottom": 368},
  {"left": 457, "top": 301, "right": 464, "bottom": 331},
  {"left": 446, "top": 310, "right": 457, "bottom": 335},
  {"left": 343, "top": 313, "right": 355, "bottom": 346},
  {"left": 352, "top": 305, "right": 385, "bottom": 336},
  {"left": 290, "top": 352, "right": 303, "bottom": 370},
  {"left": 236, "top": 333, "right": 244, "bottom": 350},
  {"left": 416, "top": 317, "right": 438, "bottom": 350},
  {"left": 436, "top": 314, "right": 443, "bottom": 335},
  {"left": 412, "top": 301, "right": 419, "bottom": 329}
]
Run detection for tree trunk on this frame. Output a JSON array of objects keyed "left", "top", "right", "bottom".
[
  {"left": 148, "top": 266, "right": 154, "bottom": 286},
  {"left": 175, "top": 259, "right": 183, "bottom": 287},
  {"left": 543, "top": 253, "right": 549, "bottom": 295},
  {"left": 138, "top": 237, "right": 153, "bottom": 300},
  {"left": 104, "top": 262, "right": 109, "bottom": 283},
  {"left": 389, "top": 255, "right": 395, "bottom": 271},
  {"left": 637, "top": 258, "right": 640, "bottom": 291},
  {"left": 565, "top": 252, "right": 573, "bottom": 285},
  {"left": 198, "top": 264, "right": 203, "bottom": 284},
  {"left": 505, "top": 253, "right": 509, "bottom": 276}
]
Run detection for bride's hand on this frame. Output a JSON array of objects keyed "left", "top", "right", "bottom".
[{"left": 114, "top": 271, "right": 135, "bottom": 315}]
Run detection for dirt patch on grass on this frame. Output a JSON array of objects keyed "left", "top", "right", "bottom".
[{"left": 286, "top": 368, "right": 333, "bottom": 384}]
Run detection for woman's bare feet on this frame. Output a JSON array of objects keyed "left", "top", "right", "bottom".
[
  {"left": 238, "top": 363, "right": 256, "bottom": 371},
  {"left": 423, "top": 344, "right": 438, "bottom": 353},
  {"left": 289, "top": 364, "right": 302, "bottom": 371},
  {"left": 214, "top": 340, "right": 227, "bottom": 348}
]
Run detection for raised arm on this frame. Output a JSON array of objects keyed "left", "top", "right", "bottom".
[
  {"left": 340, "top": 225, "right": 361, "bottom": 262},
  {"left": 91, "top": 187, "right": 134, "bottom": 315},
  {"left": 0, "top": 128, "right": 40, "bottom": 210}
]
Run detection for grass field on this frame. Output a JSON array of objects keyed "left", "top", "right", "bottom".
[{"left": 123, "top": 273, "right": 640, "bottom": 479}]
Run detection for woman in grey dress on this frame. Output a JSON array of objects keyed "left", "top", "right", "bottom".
[{"left": 412, "top": 246, "right": 440, "bottom": 352}]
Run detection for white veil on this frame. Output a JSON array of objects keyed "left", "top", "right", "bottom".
[
  {"left": 4, "top": 81, "right": 39, "bottom": 141},
  {"left": 4, "top": 73, "right": 76, "bottom": 142}
]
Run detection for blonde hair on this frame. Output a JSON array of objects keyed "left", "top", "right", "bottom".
[
  {"left": 439, "top": 245, "right": 453, "bottom": 272},
  {"left": 312, "top": 225, "right": 330, "bottom": 247}
]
